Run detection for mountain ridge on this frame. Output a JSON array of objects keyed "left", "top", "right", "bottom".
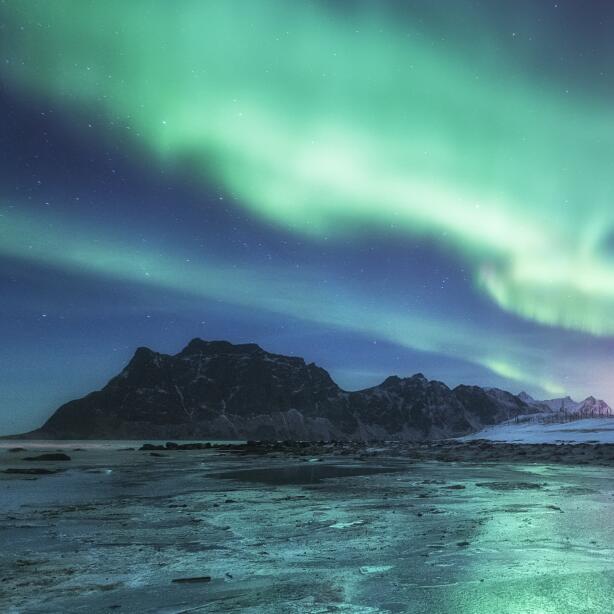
[
  {"left": 518, "top": 391, "right": 612, "bottom": 416},
  {"left": 13, "top": 338, "right": 611, "bottom": 440}
]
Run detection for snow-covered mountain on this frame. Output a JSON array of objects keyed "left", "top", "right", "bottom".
[
  {"left": 576, "top": 396, "right": 613, "bottom": 416},
  {"left": 518, "top": 392, "right": 612, "bottom": 416},
  {"left": 539, "top": 395, "right": 581, "bottom": 412}
]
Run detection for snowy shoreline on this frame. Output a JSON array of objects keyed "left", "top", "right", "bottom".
[{"left": 462, "top": 417, "right": 614, "bottom": 444}]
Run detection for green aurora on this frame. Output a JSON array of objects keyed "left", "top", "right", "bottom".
[
  {"left": 0, "top": 207, "right": 563, "bottom": 394},
  {"left": 2, "top": 1, "right": 614, "bottom": 401},
  {"left": 3, "top": 1, "right": 614, "bottom": 335}
]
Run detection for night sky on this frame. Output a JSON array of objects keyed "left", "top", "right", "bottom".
[{"left": 2, "top": 0, "right": 614, "bottom": 435}]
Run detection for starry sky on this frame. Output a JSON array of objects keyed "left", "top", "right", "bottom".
[{"left": 2, "top": 0, "right": 614, "bottom": 435}]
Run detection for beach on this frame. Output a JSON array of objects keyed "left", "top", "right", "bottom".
[{"left": 2, "top": 441, "right": 614, "bottom": 613}]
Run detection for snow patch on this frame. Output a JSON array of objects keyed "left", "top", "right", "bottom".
[{"left": 462, "top": 417, "right": 614, "bottom": 444}]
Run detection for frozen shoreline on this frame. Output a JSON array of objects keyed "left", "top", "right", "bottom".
[
  {"left": 462, "top": 417, "right": 614, "bottom": 444},
  {"left": 2, "top": 442, "right": 614, "bottom": 612}
]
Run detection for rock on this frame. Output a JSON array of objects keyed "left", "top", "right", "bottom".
[
  {"left": 22, "top": 453, "right": 71, "bottom": 461},
  {"left": 7, "top": 447, "right": 25, "bottom": 453},
  {"left": 171, "top": 576, "right": 212, "bottom": 584},
  {"left": 4, "top": 468, "right": 59, "bottom": 475},
  {"left": 174, "top": 443, "right": 210, "bottom": 450}
]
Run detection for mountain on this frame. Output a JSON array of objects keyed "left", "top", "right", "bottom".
[
  {"left": 23, "top": 339, "right": 544, "bottom": 441},
  {"left": 539, "top": 395, "right": 582, "bottom": 412},
  {"left": 575, "top": 396, "right": 613, "bottom": 416},
  {"left": 517, "top": 391, "right": 537, "bottom": 404},
  {"left": 518, "top": 392, "right": 612, "bottom": 416}
]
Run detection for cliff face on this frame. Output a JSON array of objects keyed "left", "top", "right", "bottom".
[{"left": 33, "top": 338, "right": 534, "bottom": 440}]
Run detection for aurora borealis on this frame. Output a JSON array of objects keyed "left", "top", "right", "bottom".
[{"left": 2, "top": 0, "right": 614, "bottom": 433}]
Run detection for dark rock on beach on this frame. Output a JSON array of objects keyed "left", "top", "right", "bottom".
[
  {"left": 22, "top": 453, "right": 71, "bottom": 462},
  {"left": 171, "top": 576, "right": 212, "bottom": 584},
  {"left": 4, "top": 467, "right": 60, "bottom": 475}
]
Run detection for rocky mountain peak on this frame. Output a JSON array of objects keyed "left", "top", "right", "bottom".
[
  {"left": 179, "top": 338, "right": 264, "bottom": 357},
  {"left": 132, "top": 346, "right": 156, "bottom": 360},
  {"left": 380, "top": 373, "right": 430, "bottom": 389},
  {"left": 381, "top": 375, "right": 402, "bottom": 387},
  {"left": 24, "top": 338, "right": 558, "bottom": 441},
  {"left": 518, "top": 391, "right": 535, "bottom": 403},
  {"left": 122, "top": 346, "right": 161, "bottom": 374}
]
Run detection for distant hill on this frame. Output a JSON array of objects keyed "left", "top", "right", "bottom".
[{"left": 17, "top": 338, "right": 562, "bottom": 440}]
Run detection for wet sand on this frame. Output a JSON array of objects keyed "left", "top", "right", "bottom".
[{"left": 2, "top": 441, "right": 614, "bottom": 613}]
